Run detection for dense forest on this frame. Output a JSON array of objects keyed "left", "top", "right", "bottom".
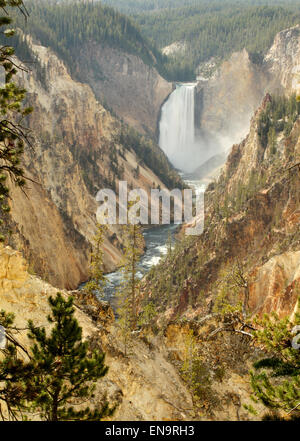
[
  {"left": 104, "top": 0, "right": 300, "bottom": 80},
  {"left": 7, "top": 1, "right": 167, "bottom": 77},
  {"left": 102, "top": 0, "right": 300, "bottom": 14},
  {"left": 2, "top": 1, "right": 299, "bottom": 81}
]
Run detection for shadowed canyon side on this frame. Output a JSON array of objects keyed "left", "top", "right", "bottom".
[
  {"left": 191, "top": 25, "right": 300, "bottom": 174},
  {"left": 145, "top": 92, "right": 300, "bottom": 321},
  {"left": 1, "top": 0, "right": 300, "bottom": 422},
  {"left": 75, "top": 42, "right": 172, "bottom": 136},
  {"left": 0, "top": 246, "right": 194, "bottom": 421},
  {"left": 4, "top": 38, "right": 180, "bottom": 290}
]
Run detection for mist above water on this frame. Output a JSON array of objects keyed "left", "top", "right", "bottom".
[
  {"left": 159, "top": 83, "right": 198, "bottom": 173},
  {"left": 159, "top": 83, "right": 231, "bottom": 174}
]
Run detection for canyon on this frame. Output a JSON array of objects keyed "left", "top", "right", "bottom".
[
  {"left": 4, "top": 25, "right": 300, "bottom": 292},
  {"left": 4, "top": 37, "right": 180, "bottom": 290},
  {"left": 74, "top": 42, "right": 172, "bottom": 136},
  {"left": 168, "top": 25, "right": 300, "bottom": 176},
  {"left": 0, "top": 16, "right": 299, "bottom": 421}
]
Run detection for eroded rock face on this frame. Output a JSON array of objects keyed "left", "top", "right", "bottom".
[
  {"left": 145, "top": 92, "right": 300, "bottom": 324},
  {"left": 249, "top": 251, "right": 300, "bottom": 317},
  {"left": 195, "top": 25, "right": 300, "bottom": 159},
  {"left": 75, "top": 42, "right": 172, "bottom": 136},
  {"left": 265, "top": 25, "right": 300, "bottom": 95},
  {"left": 0, "top": 245, "right": 264, "bottom": 421},
  {"left": 6, "top": 39, "right": 171, "bottom": 289},
  {"left": 0, "top": 246, "right": 193, "bottom": 421},
  {"left": 0, "top": 246, "right": 28, "bottom": 291},
  {"left": 196, "top": 49, "right": 268, "bottom": 146}
]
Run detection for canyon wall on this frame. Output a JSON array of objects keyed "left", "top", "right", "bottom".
[
  {"left": 5, "top": 39, "right": 175, "bottom": 289},
  {"left": 74, "top": 42, "right": 172, "bottom": 136},
  {"left": 146, "top": 94, "right": 300, "bottom": 322},
  {"left": 265, "top": 25, "right": 300, "bottom": 95},
  {"left": 0, "top": 245, "right": 194, "bottom": 421},
  {"left": 0, "top": 245, "right": 263, "bottom": 421},
  {"left": 195, "top": 25, "right": 300, "bottom": 163},
  {"left": 196, "top": 49, "right": 268, "bottom": 146}
]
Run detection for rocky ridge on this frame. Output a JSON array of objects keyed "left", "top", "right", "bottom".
[
  {"left": 0, "top": 245, "right": 266, "bottom": 421},
  {"left": 195, "top": 25, "right": 300, "bottom": 166},
  {"left": 4, "top": 38, "right": 178, "bottom": 289},
  {"left": 74, "top": 42, "right": 172, "bottom": 136},
  {"left": 0, "top": 245, "right": 194, "bottom": 421}
]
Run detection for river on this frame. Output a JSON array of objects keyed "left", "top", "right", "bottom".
[
  {"left": 102, "top": 177, "right": 206, "bottom": 307},
  {"left": 98, "top": 80, "right": 219, "bottom": 305}
]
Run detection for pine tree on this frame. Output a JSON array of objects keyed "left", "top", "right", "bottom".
[
  {"left": 26, "top": 293, "right": 114, "bottom": 421},
  {"left": 0, "top": 310, "right": 33, "bottom": 421},
  {"left": 246, "top": 297, "right": 300, "bottom": 420},
  {"left": 116, "top": 219, "right": 144, "bottom": 354},
  {"left": 138, "top": 301, "right": 157, "bottom": 327},
  {"left": 84, "top": 223, "right": 107, "bottom": 298},
  {"left": 0, "top": 1, "right": 33, "bottom": 241},
  {"left": 180, "top": 329, "right": 212, "bottom": 415},
  {"left": 166, "top": 230, "right": 173, "bottom": 260}
]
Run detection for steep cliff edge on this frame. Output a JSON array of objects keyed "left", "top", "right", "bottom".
[
  {"left": 4, "top": 38, "right": 180, "bottom": 289},
  {"left": 265, "top": 25, "right": 300, "bottom": 95},
  {"left": 0, "top": 245, "right": 264, "bottom": 421},
  {"left": 141, "top": 92, "right": 300, "bottom": 420},
  {"left": 75, "top": 42, "right": 172, "bottom": 136},
  {"left": 145, "top": 93, "right": 300, "bottom": 321},
  {"left": 12, "top": 1, "right": 172, "bottom": 138},
  {"left": 0, "top": 245, "right": 194, "bottom": 421},
  {"left": 195, "top": 25, "right": 300, "bottom": 161},
  {"left": 196, "top": 49, "right": 268, "bottom": 146}
]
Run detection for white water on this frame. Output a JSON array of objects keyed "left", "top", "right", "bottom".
[{"left": 159, "top": 83, "right": 199, "bottom": 173}]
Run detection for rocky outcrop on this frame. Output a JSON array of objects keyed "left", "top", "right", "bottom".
[
  {"left": 0, "top": 245, "right": 194, "bottom": 421},
  {"left": 0, "top": 245, "right": 264, "bottom": 421},
  {"left": 249, "top": 251, "right": 300, "bottom": 317},
  {"left": 265, "top": 25, "right": 300, "bottom": 95},
  {"left": 5, "top": 39, "right": 173, "bottom": 289},
  {"left": 162, "top": 41, "right": 187, "bottom": 57},
  {"left": 144, "top": 94, "right": 300, "bottom": 321},
  {"left": 75, "top": 42, "right": 172, "bottom": 136},
  {"left": 195, "top": 25, "right": 300, "bottom": 161},
  {"left": 196, "top": 49, "right": 268, "bottom": 146}
]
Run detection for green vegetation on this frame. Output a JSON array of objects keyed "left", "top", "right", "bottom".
[
  {"left": 137, "top": 301, "right": 157, "bottom": 327},
  {"left": 208, "top": 94, "right": 300, "bottom": 223},
  {"left": 212, "top": 168, "right": 268, "bottom": 221},
  {"left": 7, "top": 1, "right": 167, "bottom": 77},
  {"left": 0, "top": 1, "right": 33, "bottom": 241},
  {"left": 258, "top": 94, "right": 300, "bottom": 148},
  {"left": 119, "top": 126, "right": 185, "bottom": 190},
  {"left": 116, "top": 220, "right": 144, "bottom": 355},
  {"left": 103, "top": 0, "right": 300, "bottom": 15},
  {"left": 144, "top": 92, "right": 300, "bottom": 316},
  {"left": 0, "top": 309, "right": 33, "bottom": 420},
  {"left": 84, "top": 224, "right": 108, "bottom": 298},
  {"left": 144, "top": 233, "right": 199, "bottom": 311},
  {"left": 102, "top": 0, "right": 205, "bottom": 14},
  {"left": 117, "top": 220, "right": 144, "bottom": 332},
  {"left": 0, "top": 2, "right": 184, "bottom": 194},
  {"left": 0, "top": 293, "right": 114, "bottom": 421},
  {"left": 105, "top": 0, "right": 300, "bottom": 81},
  {"left": 181, "top": 329, "right": 214, "bottom": 415},
  {"left": 6, "top": 1, "right": 300, "bottom": 82},
  {"left": 245, "top": 297, "right": 300, "bottom": 420}
]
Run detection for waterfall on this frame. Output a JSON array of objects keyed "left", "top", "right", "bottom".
[{"left": 159, "top": 83, "right": 199, "bottom": 173}]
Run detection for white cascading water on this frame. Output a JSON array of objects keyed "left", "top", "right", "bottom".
[{"left": 159, "top": 83, "right": 200, "bottom": 173}]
